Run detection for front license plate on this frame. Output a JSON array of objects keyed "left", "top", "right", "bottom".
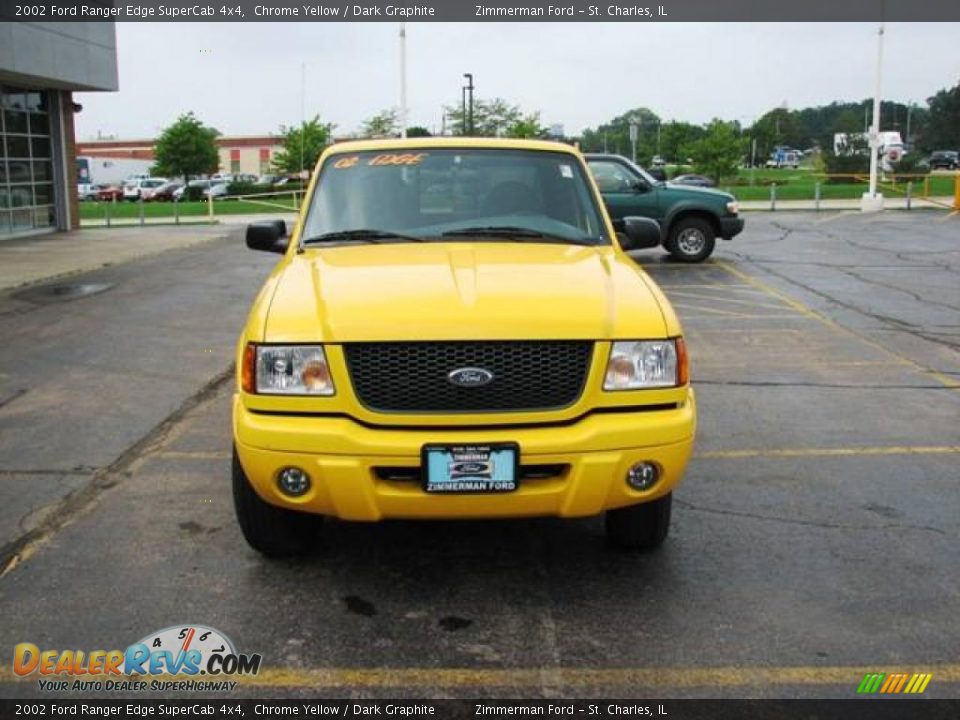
[{"left": 422, "top": 443, "right": 519, "bottom": 494}]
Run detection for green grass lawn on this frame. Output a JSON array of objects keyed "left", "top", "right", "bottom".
[
  {"left": 79, "top": 198, "right": 299, "bottom": 220},
  {"left": 717, "top": 168, "right": 956, "bottom": 201},
  {"left": 81, "top": 172, "right": 955, "bottom": 218}
]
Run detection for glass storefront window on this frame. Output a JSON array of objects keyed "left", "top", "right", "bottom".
[
  {"left": 5, "top": 111, "right": 28, "bottom": 134},
  {"left": 33, "top": 161, "right": 51, "bottom": 182},
  {"left": 1, "top": 85, "right": 57, "bottom": 236}
]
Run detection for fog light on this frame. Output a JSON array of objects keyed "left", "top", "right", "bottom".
[
  {"left": 277, "top": 467, "right": 310, "bottom": 496},
  {"left": 626, "top": 462, "right": 660, "bottom": 491}
]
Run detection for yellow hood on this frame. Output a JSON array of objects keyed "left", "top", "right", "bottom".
[{"left": 262, "top": 242, "right": 669, "bottom": 343}]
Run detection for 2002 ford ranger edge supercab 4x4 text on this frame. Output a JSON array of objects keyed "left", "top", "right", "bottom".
[{"left": 233, "top": 138, "right": 697, "bottom": 556}]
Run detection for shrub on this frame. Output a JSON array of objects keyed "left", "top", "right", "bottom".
[
  {"left": 889, "top": 154, "right": 930, "bottom": 182},
  {"left": 823, "top": 152, "right": 870, "bottom": 183},
  {"left": 183, "top": 185, "right": 207, "bottom": 201},
  {"left": 227, "top": 181, "right": 306, "bottom": 197}
]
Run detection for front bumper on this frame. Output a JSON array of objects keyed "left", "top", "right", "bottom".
[
  {"left": 233, "top": 390, "right": 696, "bottom": 521},
  {"left": 719, "top": 216, "right": 745, "bottom": 240}
]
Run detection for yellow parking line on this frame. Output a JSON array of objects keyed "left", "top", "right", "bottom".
[
  {"left": 715, "top": 262, "right": 820, "bottom": 319},
  {"left": 672, "top": 304, "right": 754, "bottom": 318},
  {"left": 699, "top": 445, "right": 960, "bottom": 460},
  {"left": 667, "top": 290, "right": 791, "bottom": 311},
  {"left": 3, "top": 664, "right": 958, "bottom": 689},
  {"left": 715, "top": 262, "right": 960, "bottom": 389},
  {"left": 154, "top": 450, "right": 231, "bottom": 460},
  {"left": 653, "top": 283, "right": 757, "bottom": 290},
  {"left": 814, "top": 211, "right": 858, "bottom": 225},
  {"left": 696, "top": 360, "right": 909, "bottom": 369},
  {"left": 639, "top": 262, "right": 725, "bottom": 270}
]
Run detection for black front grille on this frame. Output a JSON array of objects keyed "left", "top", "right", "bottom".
[{"left": 343, "top": 341, "right": 593, "bottom": 413}]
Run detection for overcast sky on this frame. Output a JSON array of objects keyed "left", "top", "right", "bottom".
[{"left": 75, "top": 22, "right": 960, "bottom": 140}]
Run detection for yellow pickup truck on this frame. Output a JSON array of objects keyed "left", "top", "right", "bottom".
[{"left": 233, "top": 138, "right": 696, "bottom": 556}]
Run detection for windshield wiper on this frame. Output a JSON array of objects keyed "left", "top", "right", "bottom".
[
  {"left": 440, "top": 227, "right": 599, "bottom": 245},
  {"left": 302, "top": 229, "right": 427, "bottom": 245}
]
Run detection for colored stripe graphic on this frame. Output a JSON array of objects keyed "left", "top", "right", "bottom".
[
  {"left": 858, "top": 672, "right": 932, "bottom": 694},
  {"left": 857, "top": 673, "right": 885, "bottom": 693},
  {"left": 904, "top": 673, "right": 933, "bottom": 694}
]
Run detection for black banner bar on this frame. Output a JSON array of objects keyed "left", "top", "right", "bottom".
[
  {"left": 2, "top": 699, "right": 960, "bottom": 719},
  {"left": 2, "top": 0, "right": 960, "bottom": 22}
]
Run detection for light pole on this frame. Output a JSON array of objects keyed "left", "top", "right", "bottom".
[
  {"left": 461, "top": 86, "right": 466, "bottom": 135},
  {"left": 861, "top": 23, "right": 885, "bottom": 213},
  {"left": 399, "top": 23, "right": 407, "bottom": 138},
  {"left": 299, "top": 63, "right": 305, "bottom": 179},
  {"left": 906, "top": 101, "right": 914, "bottom": 149},
  {"left": 463, "top": 73, "right": 474, "bottom": 136}
]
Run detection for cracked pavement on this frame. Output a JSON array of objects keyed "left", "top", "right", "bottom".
[{"left": 0, "top": 212, "right": 958, "bottom": 698}]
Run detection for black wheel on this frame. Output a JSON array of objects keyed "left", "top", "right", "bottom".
[
  {"left": 605, "top": 493, "right": 672, "bottom": 551},
  {"left": 232, "top": 448, "right": 322, "bottom": 557},
  {"left": 666, "top": 217, "right": 716, "bottom": 263}
]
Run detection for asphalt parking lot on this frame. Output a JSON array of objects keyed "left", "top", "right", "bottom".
[{"left": 0, "top": 211, "right": 957, "bottom": 699}]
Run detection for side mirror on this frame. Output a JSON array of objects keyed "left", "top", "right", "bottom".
[
  {"left": 617, "top": 216, "right": 662, "bottom": 251},
  {"left": 246, "top": 220, "right": 288, "bottom": 254},
  {"left": 631, "top": 180, "right": 650, "bottom": 193}
]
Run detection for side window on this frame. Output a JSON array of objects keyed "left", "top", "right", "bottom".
[{"left": 589, "top": 161, "right": 635, "bottom": 193}]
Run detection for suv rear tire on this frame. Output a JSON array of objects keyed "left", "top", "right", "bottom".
[
  {"left": 666, "top": 218, "right": 716, "bottom": 262},
  {"left": 232, "top": 448, "right": 322, "bottom": 556},
  {"left": 605, "top": 493, "right": 672, "bottom": 550}
]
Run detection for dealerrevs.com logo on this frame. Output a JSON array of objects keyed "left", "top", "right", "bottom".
[{"left": 13, "top": 625, "right": 262, "bottom": 693}]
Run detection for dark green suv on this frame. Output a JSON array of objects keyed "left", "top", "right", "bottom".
[{"left": 586, "top": 154, "right": 744, "bottom": 262}]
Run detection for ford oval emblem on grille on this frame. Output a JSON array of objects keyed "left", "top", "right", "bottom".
[{"left": 447, "top": 367, "right": 494, "bottom": 387}]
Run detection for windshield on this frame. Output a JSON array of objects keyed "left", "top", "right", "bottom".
[{"left": 301, "top": 148, "right": 609, "bottom": 246}]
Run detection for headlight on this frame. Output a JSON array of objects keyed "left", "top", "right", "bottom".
[
  {"left": 726, "top": 200, "right": 739, "bottom": 214},
  {"left": 604, "top": 339, "right": 686, "bottom": 390},
  {"left": 243, "top": 344, "right": 334, "bottom": 395}
]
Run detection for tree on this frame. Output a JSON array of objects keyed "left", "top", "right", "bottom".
[
  {"left": 685, "top": 120, "right": 748, "bottom": 184},
  {"left": 152, "top": 112, "right": 219, "bottom": 183},
  {"left": 923, "top": 82, "right": 960, "bottom": 151},
  {"left": 747, "top": 108, "right": 806, "bottom": 161},
  {"left": 658, "top": 121, "right": 705, "bottom": 163},
  {"left": 445, "top": 97, "right": 523, "bottom": 137},
  {"left": 272, "top": 116, "right": 335, "bottom": 175},
  {"left": 578, "top": 107, "right": 662, "bottom": 163},
  {"left": 405, "top": 126, "right": 432, "bottom": 138},
  {"left": 506, "top": 112, "right": 547, "bottom": 139},
  {"left": 361, "top": 109, "right": 398, "bottom": 138}
]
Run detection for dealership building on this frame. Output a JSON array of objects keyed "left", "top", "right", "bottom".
[
  {"left": 0, "top": 21, "right": 117, "bottom": 239},
  {"left": 77, "top": 134, "right": 286, "bottom": 178}
]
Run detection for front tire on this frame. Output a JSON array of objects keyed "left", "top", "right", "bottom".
[
  {"left": 232, "top": 448, "right": 322, "bottom": 557},
  {"left": 666, "top": 218, "right": 716, "bottom": 263},
  {"left": 605, "top": 493, "right": 672, "bottom": 551}
]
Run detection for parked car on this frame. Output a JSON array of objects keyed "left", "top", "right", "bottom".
[
  {"left": 77, "top": 183, "right": 100, "bottom": 201},
  {"left": 123, "top": 178, "right": 167, "bottom": 201},
  {"left": 929, "top": 151, "right": 958, "bottom": 170},
  {"left": 144, "top": 181, "right": 183, "bottom": 202},
  {"left": 586, "top": 153, "right": 743, "bottom": 262},
  {"left": 765, "top": 151, "right": 800, "bottom": 169},
  {"left": 233, "top": 138, "right": 694, "bottom": 556},
  {"left": 174, "top": 179, "right": 215, "bottom": 201},
  {"left": 670, "top": 174, "right": 716, "bottom": 188},
  {"left": 256, "top": 174, "right": 280, "bottom": 185},
  {"left": 96, "top": 185, "right": 125, "bottom": 202},
  {"left": 206, "top": 183, "right": 229, "bottom": 199}
]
